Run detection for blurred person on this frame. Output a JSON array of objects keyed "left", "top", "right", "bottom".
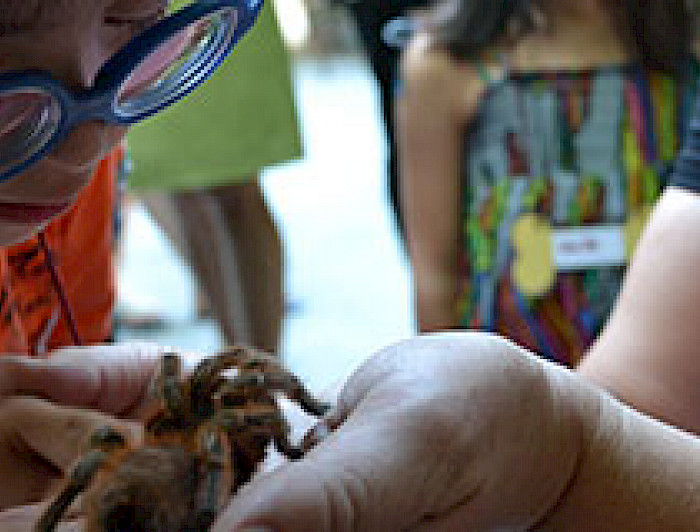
[
  {"left": 578, "top": 112, "right": 700, "bottom": 434},
  {"left": 331, "top": 0, "right": 432, "bottom": 238},
  {"left": 127, "top": 0, "right": 301, "bottom": 354},
  {"left": 398, "top": 0, "right": 698, "bottom": 366},
  {"left": 0, "top": 0, "right": 263, "bottom": 356}
]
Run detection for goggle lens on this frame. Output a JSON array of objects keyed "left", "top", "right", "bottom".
[
  {"left": 0, "top": 89, "right": 61, "bottom": 176},
  {"left": 115, "top": 9, "right": 234, "bottom": 118},
  {"left": 0, "top": 5, "right": 244, "bottom": 181}
]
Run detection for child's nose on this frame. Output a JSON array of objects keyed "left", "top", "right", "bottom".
[
  {"left": 72, "top": 47, "right": 108, "bottom": 90},
  {"left": 62, "top": 37, "right": 115, "bottom": 92}
]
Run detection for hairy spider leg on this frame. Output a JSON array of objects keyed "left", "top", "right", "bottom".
[
  {"left": 192, "top": 345, "right": 332, "bottom": 417},
  {"left": 185, "top": 347, "right": 255, "bottom": 421},
  {"left": 189, "top": 347, "right": 249, "bottom": 398},
  {"left": 223, "top": 371, "right": 332, "bottom": 418},
  {"left": 191, "top": 425, "right": 232, "bottom": 531},
  {"left": 209, "top": 404, "right": 288, "bottom": 487},
  {"left": 145, "top": 353, "right": 194, "bottom": 436},
  {"left": 36, "top": 427, "right": 127, "bottom": 532},
  {"left": 215, "top": 397, "right": 304, "bottom": 461},
  {"left": 237, "top": 350, "right": 332, "bottom": 416},
  {"left": 159, "top": 352, "right": 187, "bottom": 419}
]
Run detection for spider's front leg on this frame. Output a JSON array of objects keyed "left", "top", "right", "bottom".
[
  {"left": 146, "top": 353, "right": 189, "bottom": 435},
  {"left": 161, "top": 353, "right": 186, "bottom": 414},
  {"left": 190, "top": 424, "right": 233, "bottom": 530},
  {"left": 189, "top": 347, "right": 248, "bottom": 400},
  {"left": 35, "top": 427, "right": 127, "bottom": 532},
  {"left": 216, "top": 403, "right": 304, "bottom": 462},
  {"left": 227, "top": 369, "right": 332, "bottom": 418}
]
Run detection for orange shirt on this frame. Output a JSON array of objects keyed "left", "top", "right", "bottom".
[{"left": 0, "top": 150, "right": 120, "bottom": 355}]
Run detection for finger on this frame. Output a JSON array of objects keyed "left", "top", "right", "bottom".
[
  {"left": 0, "top": 343, "right": 162, "bottom": 415},
  {"left": 0, "top": 396, "right": 141, "bottom": 473},
  {"left": 322, "top": 336, "right": 470, "bottom": 422}
]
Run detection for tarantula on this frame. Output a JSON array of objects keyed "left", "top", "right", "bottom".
[{"left": 36, "top": 346, "right": 330, "bottom": 532}]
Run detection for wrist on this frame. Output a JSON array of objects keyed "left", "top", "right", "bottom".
[
  {"left": 512, "top": 357, "right": 591, "bottom": 528},
  {"left": 537, "top": 374, "right": 700, "bottom": 530},
  {"left": 527, "top": 365, "right": 607, "bottom": 529},
  {"left": 450, "top": 342, "right": 589, "bottom": 529},
  {"left": 415, "top": 290, "right": 459, "bottom": 332}
]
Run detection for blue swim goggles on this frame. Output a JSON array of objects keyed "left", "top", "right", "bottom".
[{"left": 0, "top": 0, "right": 263, "bottom": 182}]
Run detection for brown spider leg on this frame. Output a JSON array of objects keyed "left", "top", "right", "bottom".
[
  {"left": 189, "top": 347, "right": 249, "bottom": 397},
  {"left": 221, "top": 373, "right": 331, "bottom": 417},
  {"left": 191, "top": 426, "right": 231, "bottom": 531},
  {"left": 160, "top": 352, "right": 186, "bottom": 419},
  {"left": 35, "top": 427, "right": 126, "bottom": 532},
  {"left": 217, "top": 406, "right": 304, "bottom": 461},
  {"left": 146, "top": 353, "right": 188, "bottom": 436},
  {"left": 213, "top": 406, "right": 280, "bottom": 442},
  {"left": 190, "top": 346, "right": 297, "bottom": 394},
  {"left": 213, "top": 405, "right": 281, "bottom": 486},
  {"left": 269, "top": 417, "right": 304, "bottom": 460},
  {"left": 234, "top": 350, "right": 331, "bottom": 416}
]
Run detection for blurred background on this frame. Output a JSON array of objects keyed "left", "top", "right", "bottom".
[{"left": 115, "top": 0, "right": 414, "bottom": 393}]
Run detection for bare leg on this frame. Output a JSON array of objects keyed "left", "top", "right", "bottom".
[
  {"left": 141, "top": 180, "right": 283, "bottom": 353},
  {"left": 138, "top": 192, "right": 188, "bottom": 262},
  {"left": 181, "top": 187, "right": 252, "bottom": 348},
  {"left": 214, "top": 180, "right": 284, "bottom": 354}
]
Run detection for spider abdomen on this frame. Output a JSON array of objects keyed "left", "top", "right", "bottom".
[{"left": 84, "top": 446, "right": 201, "bottom": 532}]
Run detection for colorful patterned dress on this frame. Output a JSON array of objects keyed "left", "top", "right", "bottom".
[{"left": 457, "top": 61, "right": 700, "bottom": 366}]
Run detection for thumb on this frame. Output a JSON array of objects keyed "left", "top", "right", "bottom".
[{"left": 0, "top": 343, "right": 161, "bottom": 415}]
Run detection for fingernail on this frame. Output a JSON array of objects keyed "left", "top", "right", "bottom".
[{"left": 313, "top": 421, "right": 331, "bottom": 440}]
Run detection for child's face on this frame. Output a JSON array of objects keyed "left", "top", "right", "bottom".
[{"left": 0, "top": 1, "right": 165, "bottom": 245}]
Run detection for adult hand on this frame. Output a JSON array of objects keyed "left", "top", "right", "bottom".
[
  {"left": 0, "top": 343, "right": 186, "bottom": 528},
  {"left": 213, "top": 332, "right": 600, "bottom": 531},
  {"left": 0, "top": 395, "right": 141, "bottom": 512},
  {"left": 0, "top": 343, "right": 163, "bottom": 416}
]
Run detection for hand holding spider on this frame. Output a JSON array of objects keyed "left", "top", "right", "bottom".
[
  {"left": 0, "top": 344, "right": 164, "bottom": 512},
  {"left": 211, "top": 333, "right": 609, "bottom": 531}
]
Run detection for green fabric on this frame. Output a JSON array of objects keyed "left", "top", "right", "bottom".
[{"left": 127, "top": 2, "right": 302, "bottom": 190}]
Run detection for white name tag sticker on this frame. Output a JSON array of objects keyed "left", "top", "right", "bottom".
[{"left": 552, "top": 225, "right": 625, "bottom": 270}]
